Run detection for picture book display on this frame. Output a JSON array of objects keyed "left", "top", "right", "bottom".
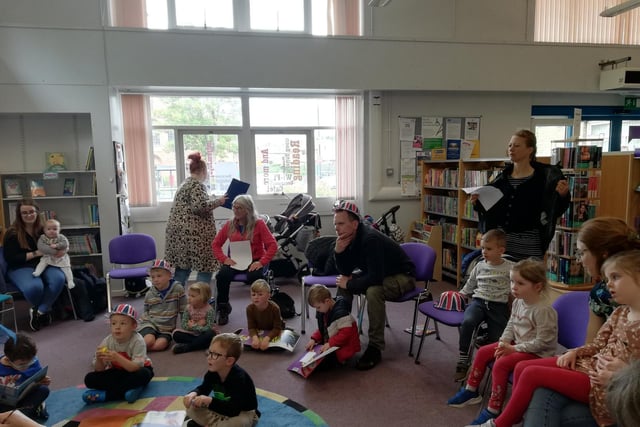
[
  {"left": 0, "top": 365, "right": 48, "bottom": 406},
  {"left": 222, "top": 179, "right": 250, "bottom": 209},
  {"left": 63, "top": 178, "right": 76, "bottom": 196},
  {"left": 30, "top": 179, "right": 46, "bottom": 197},
  {"left": 287, "top": 345, "right": 339, "bottom": 378},
  {"left": 3, "top": 179, "right": 22, "bottom": 198},
  {"left": 237, "top": 328, "right": 300, "bottom": 352},
  {"left": 45, "top": 152, "right": 66, "bottom": 172}
]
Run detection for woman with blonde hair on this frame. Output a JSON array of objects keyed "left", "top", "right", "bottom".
[{"left": 212, "top": 195, "right": 277, "bottom": 325}]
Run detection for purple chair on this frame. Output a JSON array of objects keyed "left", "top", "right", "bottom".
[
  {"left": 105, "top": 233, "right": 156, "bottom": 312},
  {"left": 552, "top": 290, "right": 590, "bottom": 349},
  {"left": 413, "top": 301, "right": 470, "bottom": 364}
]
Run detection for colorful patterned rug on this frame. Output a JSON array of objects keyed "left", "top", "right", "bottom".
[{"left": 47, "top": 376, "right": 328, "bottom": 427}]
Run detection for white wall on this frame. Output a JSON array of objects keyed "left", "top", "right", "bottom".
[{"left": 1, "top": 0, "right": 638, "bottom": 254}]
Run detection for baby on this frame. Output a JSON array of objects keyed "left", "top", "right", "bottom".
[{"left": 33, "top": 219, "right": 75, "bottom": 289}]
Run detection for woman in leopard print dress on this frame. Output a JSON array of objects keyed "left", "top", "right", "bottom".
[{"left": 165, "top": 152, "right": 227, "bottom": 286}]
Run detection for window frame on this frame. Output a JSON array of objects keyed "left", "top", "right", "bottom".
[{"left": 132, "top": 91, "right": 361, "bottom": 222}]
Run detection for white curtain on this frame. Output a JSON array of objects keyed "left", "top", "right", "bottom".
[
  {"left": 335, "top": 96, "right": 361, "bottom": 200},
  {"left": 535, "top": 0, "right": 640, "bottom": 45}
]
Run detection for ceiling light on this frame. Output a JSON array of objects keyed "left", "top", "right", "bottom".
[{"left": 600, "top": 0, "right": 640, "bottom": 17}]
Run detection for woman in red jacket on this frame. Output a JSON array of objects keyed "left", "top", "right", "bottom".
[{"left": 212, "top": 195, "right": 277, "bottom": 325}]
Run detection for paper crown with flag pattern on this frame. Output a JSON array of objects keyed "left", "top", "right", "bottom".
[
  {"left": 110, "top": 303, "right": 138, "bottom": 322},
  {"left": 333, "top": 200, "right": 361, "bottom": 219},
  {"left": 149, "top": 259, "right": 175, "bottom": 275},
  {"left": 434, "top": 290, "right": 466, "bottom": 312}
]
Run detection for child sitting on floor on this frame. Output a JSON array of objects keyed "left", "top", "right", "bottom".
[
  {"left": 305, "top": 284, "right": 360, "bottom": 368},
  {"left": 138, "top": 259, "right": 187, "bottom": 351},
  {"left": 172, "top": 281, "right": 218, "bottom": 354},
  {"left": 0, "top": 329, "right": 50, "bottom": 421},
  {"left": 183, "top": 333, "right": 260, "bottom": 427},
  {"left": 245, "top": 279, "right": 283, "bottom": 351},
  {"left": 83, "top": 304, "right": 154, "bottom": 404}
]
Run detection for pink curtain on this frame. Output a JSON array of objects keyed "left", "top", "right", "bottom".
[
  {"left": 336, "top": 96, "right": 360, "bottom": 199},
  {"left": 535, "top": 0, "right": 640, "bottom": 44},
  {"left": 328, "top": 0, "right": 361, "bottom": 36},
  {"left": 121, "top": 95, "right": 153, "bottom": 206},
  {"left": 110, "top": 0, "right": 147, "bottom": 28}
]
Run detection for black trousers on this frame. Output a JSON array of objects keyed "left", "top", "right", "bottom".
[{"left": 84, "top": 366, "right": 154, "bottom": 401}]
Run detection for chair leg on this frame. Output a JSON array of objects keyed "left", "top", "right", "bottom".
[
  {"left": 300, "top": 280, "right": 306, "bottom": 334},
  {"left": 408, "top": 299, "right": 419, "bottom": 357},
  {"left": 414, "top": 316, "right": 432, "bottom": 364},
  {"left": 66, "top": 286, "right": 78, "bottom": 320},
  {"left": 106, "top": 274, "right": 112, "bottom": 313},
  {"left": 357, "top": 295, "right": 366, "bottom": 334}
]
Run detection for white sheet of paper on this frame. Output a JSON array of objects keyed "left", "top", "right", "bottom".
[
  {"left": 462, "top": 185, "right": 503, "bottom": 211},
  {"left": 228, "top": 240, "right": 252, "bottom": 270}
]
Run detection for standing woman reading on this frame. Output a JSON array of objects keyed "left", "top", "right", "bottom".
[
  {"left": 2, "top": 199, "right": 65, "bottom": 331},
  {"left": 474, "top": 129, "right": 570, "bottom": 260},
  {"left": 165, "top": 152, "right": 227, "bottom": 286}
]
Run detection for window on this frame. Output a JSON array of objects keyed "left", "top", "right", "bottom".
[
  {"left": 126, "top": 93, "right": 360, "bottom": 208},
  {"left": 535, "top": 0, "right": 640, "bottom": 45},
  {"left": 112, "top": 0, "right": 362, "bottom": 36}
]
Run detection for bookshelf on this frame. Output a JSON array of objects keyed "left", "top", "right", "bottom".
[
  {"left": 599, "top": 152, "right": 640, "bottom": 229},
  {"left": 546, "top": 139, "right": 602, "bottom": 289},
  {"left": 0, "top": 171, "right": 102, "bottom": 269},
  {"left": 420, "top": 158, "right": 507, "bottom": 285}
]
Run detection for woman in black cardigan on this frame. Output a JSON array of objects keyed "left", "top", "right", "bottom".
[{"left": 474, "top": 129, "right": 570, "bottom": 260}]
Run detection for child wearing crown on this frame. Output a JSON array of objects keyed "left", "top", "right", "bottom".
[
  {"left": 138, "top": 259, "right": 187, "bottom": 352},
  {"left": 83, "top": 304, "right": 154, "bottom": 404}
]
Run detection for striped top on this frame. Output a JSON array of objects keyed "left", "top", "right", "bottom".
[
  {"left": 505, "top": 176, "right": 543, "bottom": 260},
  {"left": 138, "top": 280, "right": 187, "bottom": 333}
]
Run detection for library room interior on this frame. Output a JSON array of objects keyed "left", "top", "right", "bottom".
[{"left": 1, "top": 1, "right": 640, "bottom": 427}]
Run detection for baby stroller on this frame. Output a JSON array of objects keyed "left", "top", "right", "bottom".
[
  {"left": 367, "top": 205, "right": 405, "bottom": 243},
  {"left": 269, "top": 194, "right": 322, "bottom": 279}
]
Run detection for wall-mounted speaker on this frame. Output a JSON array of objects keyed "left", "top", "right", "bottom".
[{"left": 370, "top": 91, "right": 382, "bottom": 106}]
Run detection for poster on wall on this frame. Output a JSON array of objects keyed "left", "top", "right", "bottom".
[{"left": 398, "top": 117, "right": 424, "bottom": 196}]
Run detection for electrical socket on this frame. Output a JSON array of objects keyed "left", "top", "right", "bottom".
[{"left": 386, "top": 168, "right": 394, "bottom": 176}]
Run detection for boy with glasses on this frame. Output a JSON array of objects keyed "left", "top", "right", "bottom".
[{"left": 183, "top": 333, "right": 259, "bottom": 427}]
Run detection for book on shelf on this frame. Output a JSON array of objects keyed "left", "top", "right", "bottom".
[
  {"left": 30, "top": 179, "right": 46, "bottom": 197},
  {"left": 0, "top": 365, "right": 48, "bottom": 406},
  {"left": 287, "top": 345, "right": 339, "bottom": 378},
  {"left": 88, "top": 204, "right": 100, "bottom": 226},
  {"left": 7, "top": 202, "right": 17, "bottom": 225},
  {"left": 41, "top": 210, "right": 56, "bottom": 220},
  {"left": 236, "top": 329, "right": 300, "bottom": 352},
  {"left": 85, "top": 146, "right": 95, "bottom": 171},
  {"left": 67, "top": 234, "right": 99, "bottom": 255},
  {"left": 44, "top": 152, "right": 66, "bottom": 172},
  {"left": 3, "top": 178, "right": 23, "bottom": 198},
  {"left": 62, "top": 178, "right": 76, "bottom": 196}
]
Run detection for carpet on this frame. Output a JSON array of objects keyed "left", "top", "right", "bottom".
[{"left": 47, "top": 376, "right": 328, "bottom": 427}]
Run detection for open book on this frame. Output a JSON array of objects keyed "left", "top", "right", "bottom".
[
  {"left": 237, "top": 328, "right": 300, "bottom": 352},
  {"left": 287, "top": 345, "right": 339, "bottom": 378},
  {"left": 0, "top": 365, "right": 48, "bottom": 406},
  {"left": 131, "top": 410, "right": 186, "bottom": 427}
]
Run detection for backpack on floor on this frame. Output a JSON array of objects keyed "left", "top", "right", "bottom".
[
  {"left": 270, "top": 288, "right": 297, "bottom": 319},
  {"left": 125, "top": 277, "right": 149, "bottom": 296}
]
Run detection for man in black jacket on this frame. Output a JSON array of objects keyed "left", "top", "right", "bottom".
[{"left": 333, "top": 201, "right": 416, "bottom": 370}]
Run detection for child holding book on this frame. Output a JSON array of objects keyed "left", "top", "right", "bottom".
[
  {"left": 32, "top": 219, "right": 75, "bottom": 289},
  {"left": 456, "top": 229, "right": 515, "bottom": 381},
  {"left": 246, "top": 279, "right": 283, "bottom": 351},
  {"left": 447, "top": 258, "right": 557, "bottom": 426},
  {"left": 172, "top": 281, "right": 217, "bottom": 354},
  {"left": 0, "top": 331, "right": 50, "bottom": 421},
  {"left": 138, "top": 259, "right": 187, "bottom": 352},
  {"left": 83, "top": 304, "right": 154, "bottom": 404},
  {"left": 183, "top": 333, "right": 259, "bottom": 427},
  {"left": 305, "top": 284, "right": 360, "bottom": 367}
]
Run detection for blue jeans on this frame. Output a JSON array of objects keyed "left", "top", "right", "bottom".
[
  {"left": 7, "top": 266, "right": 65, "bottom": 313},
  {"left": 173, "top": 268, "right": 212, "bottom": 286},
  {"left": 523, "top": 388, "right": 598, "bottom": 427}
]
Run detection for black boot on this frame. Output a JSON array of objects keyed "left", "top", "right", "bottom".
[{"left": 217, "top": 302, "right": 232, "bottom": 325}]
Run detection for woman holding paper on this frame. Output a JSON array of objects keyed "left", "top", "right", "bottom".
[
  {"left": 473, "top": 129, "right": 570, "bottom": 260},
  {"left": 165, "top": 152, "right": 227, "bottom": 286},
  {"left": 212, "top": 195, "right": 278, "bottom": 325}
]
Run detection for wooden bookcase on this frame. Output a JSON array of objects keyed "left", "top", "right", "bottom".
[
  {"left": 420, "top": 158, "right": 507, "bottom": 285},
  {"left": 599, "top": 152, "right": 640, "bottom": 229}
]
